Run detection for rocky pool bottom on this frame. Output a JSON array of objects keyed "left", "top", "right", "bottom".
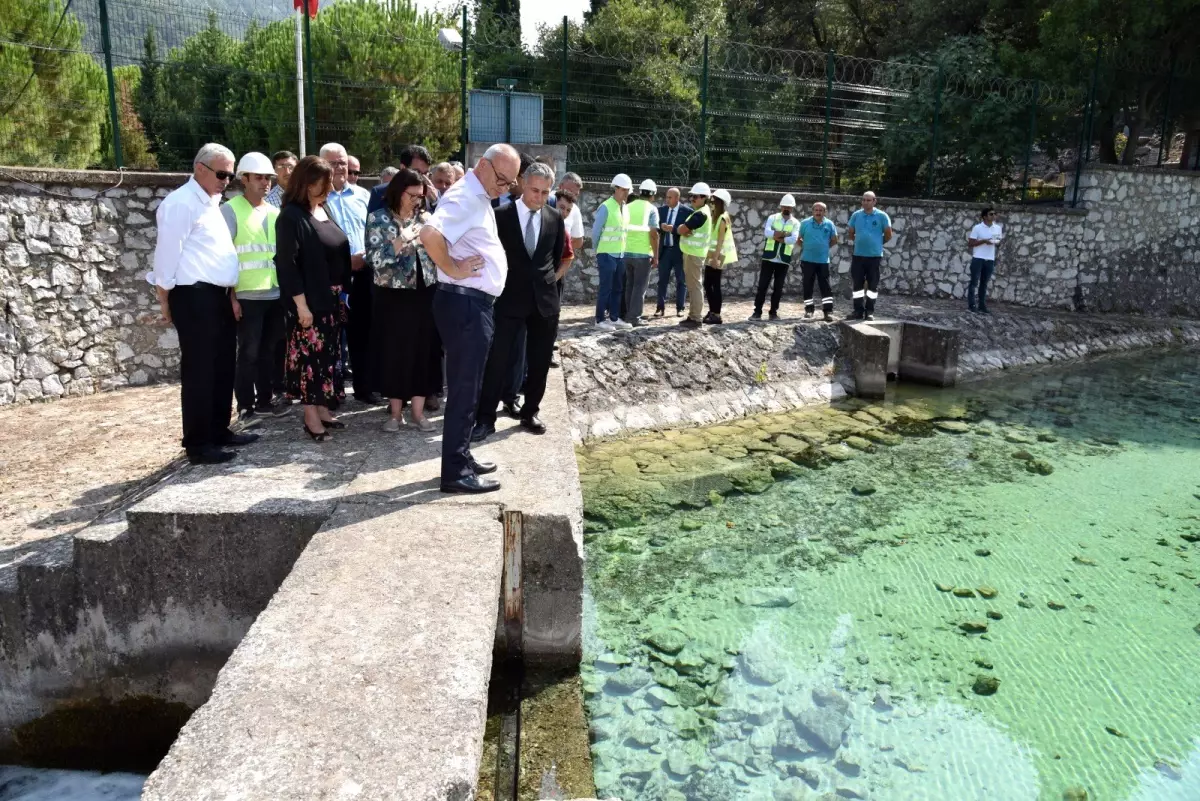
[{"left": 577, "top": 350, "right": 1200, "bottom": 800}]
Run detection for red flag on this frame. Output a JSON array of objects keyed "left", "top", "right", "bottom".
[{"left": 294, "top": 0, "right": 318, "bottom": 18}]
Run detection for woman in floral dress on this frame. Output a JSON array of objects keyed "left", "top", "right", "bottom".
[
  {"left": 365, "top": 168, "right": 442, "bottom": 433},
  {"left": 275, "top": 156, "right": 351, "bottom": 441}
]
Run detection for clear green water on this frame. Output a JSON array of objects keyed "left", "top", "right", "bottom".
[{"left": 578, "top": 350, "right": 1200, "bottom": 801}]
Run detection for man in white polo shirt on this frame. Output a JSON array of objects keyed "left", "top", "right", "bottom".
[
  {"left": 967, "top": 207, "right": 1003, "bottom": 314},
  {"left": 420, "top": 143, "right": 521, "bottom": 494},
  {"left": 153, "top": 143, "right": 259, "bottom": 465}
]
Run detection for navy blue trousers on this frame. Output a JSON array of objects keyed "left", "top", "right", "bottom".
[{"left": 432, "top": 289, "right": 495, "bottom": 482}]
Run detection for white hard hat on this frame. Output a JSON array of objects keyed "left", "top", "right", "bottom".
[
  {"left": 611, "top": 173, "right": 633, "bottom": 190},
  {"left": 780, "top": 193, "right": 796, "bottom": 207},
  {"left": 236, "top": 151, "right": 274, "bottom": 176},
  {"left": 689, "top": 181, "right": 711, "bottom": 196},
  {"left": 639, "top": 179, "right": 657, "bottom": 193},
  {"left": 713, "top": 188, "right": 732, "bottom": 204}
]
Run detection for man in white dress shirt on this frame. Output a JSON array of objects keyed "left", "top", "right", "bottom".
[
  {"left": 153, "top": 143, "right": 259, "bottom": 464},
  {"left": 420, "top": 143, "right": 520, "bottom": 494}
]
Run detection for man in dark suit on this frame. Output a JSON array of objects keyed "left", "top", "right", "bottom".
[
  {"left": 655, "top": 186, "right": 689, "bottom": 316},
  {"left": 491, "top": 151, "right": 535, "bottom": 416},
  {"left": 471, "top": 161, "right": 565, "bottom": 442}
]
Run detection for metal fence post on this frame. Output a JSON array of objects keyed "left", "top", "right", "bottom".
[
  {"left": 303, "top": 9, "right": 316, "bottom": 153},
  {"left": 1021, "top": 81, "right": 1040, "bottom": 202},
  {"left": 821, "top": 50, "right": 833, "bottom": 192},
  {"left": 699, "top": 35, "right": 709, "bottom": 180},
  {"left": 97, "top": 0, "right": 123, "bottom": 169},
  {"left": 560, "top": 16, "right": 568, "bottom": 144},
  {"left": 926, "top": 65, "right": 943, "bottom": 198},
  {"left": 1071, "top": 43, "right": 1102, "bottom": 208},
  {"left": 1157, "top": 49, "right": 1175, "bottom": 167},
  {"left": 460, "top": 5, "right": 469, "bottom": 161}
]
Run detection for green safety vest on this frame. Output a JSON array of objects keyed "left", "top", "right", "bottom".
[
  {"left": 762, "top": 213, "right": 799, "bottom": 263},
  {"left": 595, "top": 197, "right": 629, "bottom": 255},
  {"left": 228, "top": 195, "right": 279, "bottom": 293},
  {"left": 711, "top": 212, "right": 738, "bottom": 266},
  {"left": 679, "top": 204, "right": 711, "bottom": 258},
  {"left": 624, "top": 198, "right": 654, "bottom": 256}
]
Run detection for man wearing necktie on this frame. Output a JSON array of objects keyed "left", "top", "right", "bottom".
[
  {"left": 471, "top": 161, "right": 566, "bottom": 443},
  {"left": 655, "top": 187, "right": 689, "bottom": 316}
]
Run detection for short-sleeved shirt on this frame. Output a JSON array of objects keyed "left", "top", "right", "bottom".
[
  {"left": 970, "top": 222, "right": 1003, "bottom": 260},
  {"left": 565, "top": 204, "right": 584, "bottom": 239},
  {"left": 848, "top": 208, "right": 891, "bottom": 257},
  {"left": 326, "top": 184, "right": 371, "bottom": 256},
  {"left": 425, "top": 168, "right": 508, "bottom": 297},
  {"left": 798, "top": 217, "right": 838, "bottom": 264}
]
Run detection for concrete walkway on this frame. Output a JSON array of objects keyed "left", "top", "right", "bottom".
[{"left": 141, "top": 373, "right": 583, "bottom": 800}]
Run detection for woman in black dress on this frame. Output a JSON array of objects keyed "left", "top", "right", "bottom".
[
  {"left": 365, "top": 168, "right": 442, "bottom": 433},
  {"left": 275, "top": 156, "right": 351, "bottom": 441}
]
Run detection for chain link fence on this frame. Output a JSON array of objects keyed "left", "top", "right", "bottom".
[{"left": 2, "top": 1, "right": 1195, "bottom": 204}]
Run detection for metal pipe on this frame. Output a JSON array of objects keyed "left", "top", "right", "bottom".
[
  {"left": 822, "top": 50, "right": 833, "bottom": 192},
  {"left": 560, "top": 16, "right": 568, "bottom": 144},
  {"left": 699, "top": 35, "right": 709, "bottom": 180},
  {"left": 294, "top": 9, "right": 307, "bottom": 157},
  {"left": 460, "top": 5, "right": 469, "bottom": 161},
  {"left": 1021, "top": 81, "right": 1040, "bottom": 202},
  {"left": 97, "top": 0, "right": 122, "bottom": 169}
]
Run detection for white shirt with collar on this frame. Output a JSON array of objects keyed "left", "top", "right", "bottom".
[
  {"left": 425, "top": 168, "right": 508, "bottom": 297},
  {"left": 515, "top": 197, "right": 542, "bottom": 250},
  {"left": 151, "top": 177, "right": 238, "bottom": 290}
]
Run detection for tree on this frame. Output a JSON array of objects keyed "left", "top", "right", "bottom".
[
  {"left": 136, "top": 28, "right": 162, "bottom": 156},
  {"left": 0, "top": 0, "right": 107, "bottom": 167},
  {"left": 102, "top": 65, "right": 158, "bottom": 170}
]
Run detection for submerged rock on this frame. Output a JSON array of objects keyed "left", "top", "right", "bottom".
[
  {"left": 737, "top": 588, "right": 799, "bottom": 608},
  {"left": 1026, "top": 459, "right": 1055, "bottom": 475},
  {"left": 1072, "top": 555, "right": 1097, "bottom": 566},
  {"left": 645, "top": 629, "right": 688, "bottom": 655},
  {"left": 935, "top": 420, "right": 971, "bottom": 434},
  {"left": 972, "top": 675, "right": 1000, "bottom": 696},
  {"left": 606, "top": 666, "right": 652, "bottom": 694},
  {"left": 1063, "top": 787, "right": 1089, "bottom": 801},
  {"left": 952, "top": 587, "right": 977, "bottom": 598},
  {"left": 978, "top": 585, "right": 998, "bottom": 599},
  {"left": 986, "top": 610, "right": 1004, "bottom": 620},
  {"left": 850, "top": 482, "right": 876, "bottom": 497},
  {"left": 1048, "top": 600, "right": 1067, "bottom": 610},
  {"left": 959, "top": 620, "right": 989, "bottom": 634},
  {"left": 935, "top": 582, "right": 954, "bottom": 592}
]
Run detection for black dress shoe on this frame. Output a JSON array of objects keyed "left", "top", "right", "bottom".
[
  {"left": 501, "top": 400, "right": 523, "bottom": 418},
  {"left": 222, "top": 431, "right": 261, "bottom": 446},
  {"left": 520, "top": 416, "right": 547, "bottom": 435},
  {"left": 470, "top": 458, "right": 498, "bottom": 475},
  {"left": 187, "top": 447, "right": 237, "bottom": 465},
  {"left": 749, "top": 310, "right": 762, "bottom": 320},
  {"left": 471, "top": 422, "right": 496, "bottom": 443},
  {"left": 441, "top": 474, "right": 501, "bottom": 494},
  {"left": 769, "top": 311, "right": 781, "bottom": 321},
  {"left": 354, "top": 392, "right": 383, "bottom": 405}
]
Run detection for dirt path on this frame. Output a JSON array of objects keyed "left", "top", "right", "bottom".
[{"left": 0, "top": 384, "right": 183, "bottom": 550}]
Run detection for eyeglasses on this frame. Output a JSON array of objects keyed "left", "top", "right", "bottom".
[
  {"left": 485, "top": 157, "right": 516, "bottom": 190},
  {"left": 403, "top": 189, "right": 424, "bottom": 199},
  {"left": 328, "top": 160, "right": 348, "bottom": 168},
  {"left": 348, "top": 170, "right": 361, "bottom": 176},
  {"left": 199, "top": 161, "right": 235, "bottom": 182}
]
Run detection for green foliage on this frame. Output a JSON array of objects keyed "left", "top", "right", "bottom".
[
  {"left": 0, "top": 0, "right": 107, "bottom": 168},
  {"left": 102, "top": 64, "right": 158, "bottom": 170}
]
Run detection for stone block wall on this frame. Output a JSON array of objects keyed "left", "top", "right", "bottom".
[
  {"left": 563, "top": 166, "right": 1199, "bottom": 318},
  {"left": 0, "top": 163, "right": 1196, "bottom": 406},
  {"left": 0, "top": 169, "right": 185, "bottom": 405}
]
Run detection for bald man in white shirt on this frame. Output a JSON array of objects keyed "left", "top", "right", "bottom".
[
  {"left": 421, "top": 143, "right": 521, "bottom": 494},
  {"left": 153, "top": 143, "right": 259, "bottom": 465}
]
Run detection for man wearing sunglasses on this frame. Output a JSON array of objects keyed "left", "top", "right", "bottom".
[
  {"left": 420, "top": 143, "right": 521, "bottom": 494},
  {"left": 152, "top": 143, "right": 258, "bottom": 465},
  {"left": 346, "top": 155, "right": 363, "bottom": 185},
  {"left": 320, "top": 142, "right": 377, "bottom": 404}
]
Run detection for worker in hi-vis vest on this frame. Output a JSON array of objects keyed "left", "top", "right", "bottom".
[
  {"left": 751, "top": 193, "right": 801, "bottom": 321},
  {"left": 591, "top": 173, "right": 633, "bottom": 331},
  {"left": 219, "top": 151, "right": 286, "bottom": 422},
  {"left": 675, "top": 181, "right": 712, "bottom": 328},
  {"left": 620, "top": 179, "right": 660, "bottom": 325}
]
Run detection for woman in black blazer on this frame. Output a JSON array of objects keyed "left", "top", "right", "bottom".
[{"left": 275, "top": 156, "right": 352, "bottom": 441}]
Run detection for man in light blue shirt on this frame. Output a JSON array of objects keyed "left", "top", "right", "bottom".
[
  {"left": 320, "top": 142, "right": 376, "bottom": 402},
  {"left": 797, "top": 201, "right": 839, "bottom": 321},
  {"left": 845, "top": 191, "right": 892, "bottom": 320}
]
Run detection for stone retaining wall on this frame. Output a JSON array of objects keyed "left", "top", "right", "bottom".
[
  {"left": 1, "top": 164, "right": 1196, "bottom": 406},
  {"left": 563, "top": 166, "right": 1200, "bottom": 320}
]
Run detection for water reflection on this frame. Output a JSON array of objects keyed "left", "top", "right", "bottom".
[
  {"left": 0, "top": 767, "right": 143, "bottom": 801},
  {"left": 579, "top": 351, "right": 1200, "bottom": 800}
]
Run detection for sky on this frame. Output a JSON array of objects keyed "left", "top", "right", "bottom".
[{"left": 413, "top": 0, "right": 590, "bottom": 47}]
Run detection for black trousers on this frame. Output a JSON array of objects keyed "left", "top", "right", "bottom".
[
  {"left": 234, "top": 298, "right": 284, "bottom": 412},
  {"left": 433, "top": 288, "right": 495, "bottom": 482},
  {"left": 850, "top": 255, "right": 882, "bottom": 314},
  {"left": 754, "top": 259, "right": 789, "bottom": 314},
  {"left": 346, "top": 267, "right": 374, "bottom": 396},
  {"left": 479, "top": 309, "right": 558, "bottom": 428},
  {"left": 501, "top": 322, "right": 527, "bottom": 406},
  {"left": 801, "top": 261, "right": 834, "bottom": 313},
  {"left": 703, "top": 266, "right": 723, "bottom": 316},
  {"left": 168, "top": 283, "right": 235, "bottom": 452}
]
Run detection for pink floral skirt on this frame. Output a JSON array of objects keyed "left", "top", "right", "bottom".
[{"left": 284, "top": 287, "right": 346, "bottom": 407}]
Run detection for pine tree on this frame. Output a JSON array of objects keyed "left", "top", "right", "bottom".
[{"left": 136, "top": 28, "right": 161, "bottom": 155}]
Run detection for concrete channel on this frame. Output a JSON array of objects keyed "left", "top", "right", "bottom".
[{"left": 1, "top": 371, "right": 583, "bottom": 798}]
